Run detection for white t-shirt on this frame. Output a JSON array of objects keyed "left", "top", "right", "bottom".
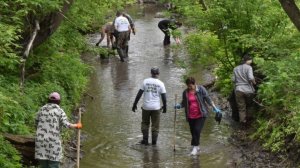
[
  {"left": 141, "top": 77, "right": 166, "bottom": 110},
  {"left": 114, "top": 16, "right": 130, "bottom": 32}
]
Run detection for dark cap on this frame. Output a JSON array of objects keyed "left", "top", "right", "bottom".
[
  {"left": 243, "top": 54, "right": 252, "bottom": 62},
  {"left": 151, "top": 67, "right": 159, "bottom": 75}
]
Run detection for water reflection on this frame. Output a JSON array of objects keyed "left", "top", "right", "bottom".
[
  {"left": 191, "top": 156, "right": 200, "bottom": 168},
  {"left": 111, "top": 61, "right": 129, "bottom": 90},
  {"left": 142, "top": 147, "right": 160, "bottom": 168}
]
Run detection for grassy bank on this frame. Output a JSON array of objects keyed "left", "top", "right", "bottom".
[
  {"left": 166, "top": 0, "right": 300, "bottom": 156},
  {"left": 0, "top": 0, "right": 135, "bottom": 166}
]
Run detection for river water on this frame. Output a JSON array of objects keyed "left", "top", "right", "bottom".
[{"left": 80, "top": 4, "right": 234, "bottom": 168}]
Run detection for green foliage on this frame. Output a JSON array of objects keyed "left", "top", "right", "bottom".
[
  {"left": 0, "top": 0, "right": 137, "bottom": 166},
  {"left": 169, "top": 0, "right": 300, "bottom": 152},
  {"left": 0, "top": 136, "right": 21, "bottom": 168}
]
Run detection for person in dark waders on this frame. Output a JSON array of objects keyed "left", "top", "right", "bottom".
[
  {"left": 175, "top": 77, "right": 221, "bottom": 155},
  {"left": 158, "top": 19, "right": 182, "bottom": 46},
  {"left": 132, "top": 67, "right": 167, "bottom": 145},
  {"left": 114, "top": 11, "right": 131, "bottom": 62},
  {"left": 122, "top": 13, "right": 136, "bottom": 56}
]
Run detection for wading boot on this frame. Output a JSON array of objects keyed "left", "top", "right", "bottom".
[
  {"left": 140, "top": 130, "right": 149, "bottom": 145},
  {"left": 152, "top": 133, "right": 158, "bottom": 145},
  {"left": 117, "top": 48, "right": 125, "bottom": 62}
]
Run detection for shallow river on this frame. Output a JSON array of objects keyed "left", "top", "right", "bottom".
[{"left": 80, "top": 4, "right": 234, "bottom": 168}]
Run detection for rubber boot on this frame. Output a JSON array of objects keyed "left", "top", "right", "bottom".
[
  {"left": 125, "top": 45, "right": 129, "bottom": 58},
  {"left": 117, "top": 48, "right": 124, "bottom": 62},
  {"left": 152, "top": 133, "right": 158, "bottom": 145},
  {"left": 140, "top": 130, "right": 149, "bottom": 145}
]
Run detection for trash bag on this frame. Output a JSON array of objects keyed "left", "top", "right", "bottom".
[
  {"left": 215, "top": 112, "right": 222, "bottom": 124},
  {"left": 228, "top": 89, "right": 239, "bottom": 122}
]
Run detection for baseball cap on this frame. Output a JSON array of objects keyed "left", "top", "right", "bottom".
[
  {"left": 49, "top": 92, "right": 61, "bottom": 101},
  {"left": 151, "top": 67, "right": 159, "bottom": 75}
]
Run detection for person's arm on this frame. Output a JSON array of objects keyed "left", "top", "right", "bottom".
[
  {"left": 161, "top": 93, "right": 167, "bottom": 113},
  {"left": 132, "top": 89, "right": 144, "bottom": 112},
  {"left": 248, "top": 66, "right": 256, "bottom": 85},
  {"left": 199, "top": 86, "right": 221, "bottom": 112},
  {"left": 60, "top": 109, "right": 82, "bottom": 129}
]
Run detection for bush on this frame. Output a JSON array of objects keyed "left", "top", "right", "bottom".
[{"left": 0, "top": 136, "right": 21, "bottom": 168}]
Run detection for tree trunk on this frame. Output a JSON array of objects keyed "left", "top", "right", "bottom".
[
  {"left": 199, "top": 0, "right": 208, "bottom": 10},
  {"left": 279, "top": 0, "right": 300, "bottom": 31},
  {"left": 21, "top": 0, "right": 74, "bottom": 50},
  {"left": 20, "top": 20, "right": 40, "bottom": 90}
]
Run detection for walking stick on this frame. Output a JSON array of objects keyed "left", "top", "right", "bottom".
[
  {"left": 173, "top": 94, "right": 177, "bottom": 152},
  {"left": 77, "top": 108, "right": 82, "bottom": 168}
]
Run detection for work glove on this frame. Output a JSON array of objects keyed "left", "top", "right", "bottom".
[
  {"left": 76, "top": 123, "right": 83, "bottom": 129},
  {"left": 162, "top": 106, "right": 167, "bottom": 113},
  {"left": 132, "top": 104, "right": 137, "bottom": 112},
  {"left": 213, "top": 107, "right": 221, "bottom": 113},
  {"left": 174, "top": 103, "right": 181, "bottom": 109}
]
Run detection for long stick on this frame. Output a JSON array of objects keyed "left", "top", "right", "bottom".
[
  {"left": 77, "top": 108, "right": 82, "bottom": 168},
  {"left": 173, "top": 94, "right": 177, "bottom": 152}
]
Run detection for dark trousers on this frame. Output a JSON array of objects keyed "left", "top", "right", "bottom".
[
  {"left": 116, "top": 31, "right": 129, "bottom": 61},
  {"left": 141, "top": 109, "right": 160, "bottom": 142},
  {"left": 188, "top": 117, "right": 206, "bottom": 146},
  {"left": 158, "top": 26, "right": 171, "bottom": 46},
  {"left": 38, "top": 160, "right": 59, "bottom": 168},
  {"left": 235, "top": 91, "right": 254, "bottom": 123}
]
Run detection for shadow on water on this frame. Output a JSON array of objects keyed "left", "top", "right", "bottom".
[{"left": 81, "top": 4, "right": 234, "bottom": 168}]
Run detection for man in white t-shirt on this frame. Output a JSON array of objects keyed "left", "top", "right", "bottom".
[
  {"left": 114, "top": 11, "right": 131, "bottom": 62},
  {"left": 132, "top": 67, "right": 167, "bottom": 145}
]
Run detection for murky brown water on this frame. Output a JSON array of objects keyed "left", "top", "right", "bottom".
[{"left": 80, "top": 4, "right": 233, "bottom": 168}]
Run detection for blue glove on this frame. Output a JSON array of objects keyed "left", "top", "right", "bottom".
[
  {"left": 213, "top": 107, "right": 221, "bottom": 113},
  {"left": 174, "top": 104, "right": 181, "bottom": 109}
]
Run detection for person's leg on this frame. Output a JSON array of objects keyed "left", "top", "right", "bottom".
[
  {"left": 188, "top": 119, "right": 196, "bottom": 146},
  {"left": 48, "top": 160, "right": 60, "bottom": 168},
  {"left": 235, "top": 91, "right": 247, "bottom": 123},
  {"left": 39, "top": 159, "right": 49, "bottom": 168},
  {"left": 106, "top": 33, "right": 111, "bottom": 48},
  {"left": 150, "top": 110, "right": 160, "bottom": 145},
  {"left": 163, "top": 30, "right": 171, "bottom": 46},
  {"left": 193, "top": 117, "right": 206, "bottom": 147},
  {"left": 245, "top": 93, "right": 255, "bottom": 122},
  {"left": 116, "top": 32, "right": 125, "bottom": 62},
  {"left": 141, "top": 109, "right": 151, "bottom": 145},
  {"left": 96, "top": 31, "right": 105, "bottom": 46},
  {"left": 123, "top": 31, "right": 130, "bottom": 58},
  {"left": 109, "top": 34, "right": 114, "bottom": 49}
]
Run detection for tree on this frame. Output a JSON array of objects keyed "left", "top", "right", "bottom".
[{"left": 279, "top": 0, "right": 300, "bottom": 31}]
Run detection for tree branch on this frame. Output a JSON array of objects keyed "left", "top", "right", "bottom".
[{"left": 279, "top": 0, "right": 300, "bottom": 31}]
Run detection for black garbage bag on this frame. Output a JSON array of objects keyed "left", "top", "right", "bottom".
[
  {"left": 228, "top": 89, "right": 239, "bottom": 122},
  {"left": 215, "top": 112, "right": 222, "bottom": 124}
]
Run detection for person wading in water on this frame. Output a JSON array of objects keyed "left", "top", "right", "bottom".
[
  {"left": 114, "top": 11, "right": 131, "bottom": 62},
  {"left": 175, "top": 77, "right": 221, "bottom": 155},
  {"left": 132, "top": 67, "right": 167, "bottom": 145},
  {"left": 158, "top": 19, "right": 182, "bottom": 46}
]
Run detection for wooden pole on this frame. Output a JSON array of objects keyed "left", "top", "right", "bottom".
[
  {"left": 77, "top": 108, "right": 82, "bottom": 168},
  {"left": 173, "top": 94, "right": 177, "bottom": 152}
]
